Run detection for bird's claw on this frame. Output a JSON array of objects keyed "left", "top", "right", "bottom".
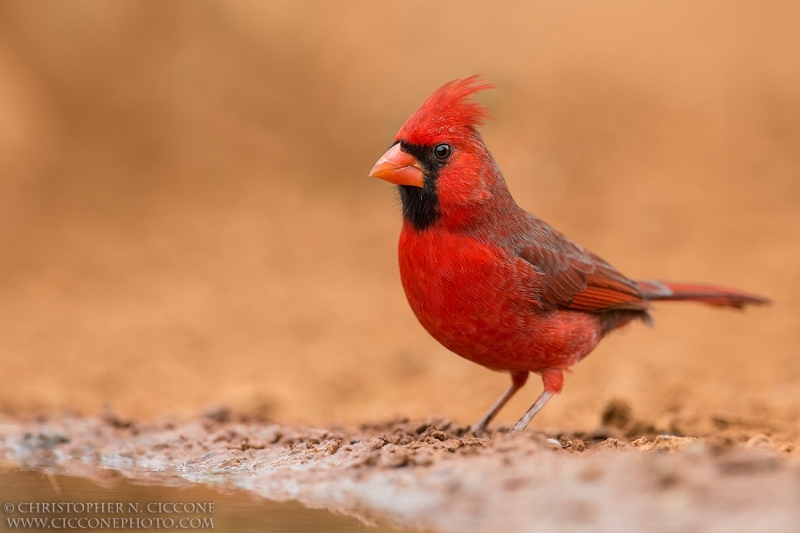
[{"left": 469, "top": 424, "right": 488, "bottom": 438}]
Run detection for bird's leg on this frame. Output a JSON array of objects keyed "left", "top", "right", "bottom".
[
  {"left": 507, "top": 389, "right": 555, "bottom": 434},
  {"left": 470, "top": 371, "right": 528, "bottom": 436}
]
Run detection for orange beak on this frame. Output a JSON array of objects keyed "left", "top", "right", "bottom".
[{"left": 368, "top": 143, "right": 425, "bottom": 188}]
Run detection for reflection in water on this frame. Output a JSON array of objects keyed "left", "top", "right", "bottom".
[{"left": 0, "top": 468, "right": 404, "bottom": 533}]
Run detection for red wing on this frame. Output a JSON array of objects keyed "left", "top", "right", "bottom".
[{"left": 519, "top": 225, "right": 648, "bottom": 313}]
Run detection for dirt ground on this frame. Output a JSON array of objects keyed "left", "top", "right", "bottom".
[
  {"left": 2, "top": 411, "right": 800, "bottom": 532},
  {"left": 0, "top": 1, "right": 799, "bottom": 531}
]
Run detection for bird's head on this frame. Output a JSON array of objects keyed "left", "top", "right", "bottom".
[{"left": 369, "top": 76, "right": 513, "bottom": 232}]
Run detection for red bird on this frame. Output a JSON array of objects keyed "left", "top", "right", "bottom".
[{"left": 369, "top": 77, "right": 769, "bottom": 435}]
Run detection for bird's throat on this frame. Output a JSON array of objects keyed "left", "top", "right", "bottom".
[{"left": 398, "top": 184, "right": 440, "bottom": 231}]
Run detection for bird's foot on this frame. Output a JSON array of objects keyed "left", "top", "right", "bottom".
[
  {"left": 507, "top": 390, "right": 555, "bottom": 435},
  {"left": 469, "top": 424, "right": 488, "bottom": 438},
  {"left": 506, "top": 422, "right": 526, "bottom": 435}
]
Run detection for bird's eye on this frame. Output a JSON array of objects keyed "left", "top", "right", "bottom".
[{"left": 433, "top": 143, "right": 452, "bottom": 161}]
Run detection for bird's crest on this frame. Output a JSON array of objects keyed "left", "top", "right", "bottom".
[{"left": 397, "top": 76, "right": 494, "bottom": 145}]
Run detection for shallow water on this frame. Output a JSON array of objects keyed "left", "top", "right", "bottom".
[{"left": 0, "top": 467, "right": 402, "bottom": 532}]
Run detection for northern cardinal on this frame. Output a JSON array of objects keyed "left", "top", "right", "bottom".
[{"left": 369, "top": 77, "right": 769, "bottom": 434}]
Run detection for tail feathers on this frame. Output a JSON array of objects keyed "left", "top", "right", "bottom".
[{"left": 636, "top": 280, "right": 771, "bottom": 309}]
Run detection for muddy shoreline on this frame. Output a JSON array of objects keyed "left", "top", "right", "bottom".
[{"left": 2, "top": 411, "right": 798, "bottom": 533}]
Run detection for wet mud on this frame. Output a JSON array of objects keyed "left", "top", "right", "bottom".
[{"left": 2, "top": 407, "right": 799, "bottom": 533}]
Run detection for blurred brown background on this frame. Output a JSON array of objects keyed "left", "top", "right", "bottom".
[{"left": 0, "top": 1, "right": 798, "bottom": 434}]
